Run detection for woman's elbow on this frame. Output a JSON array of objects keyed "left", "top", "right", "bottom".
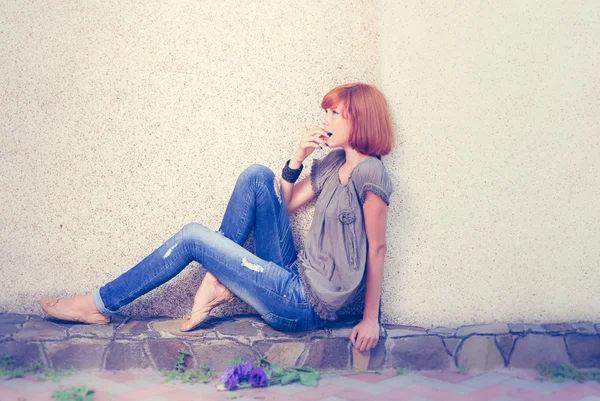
[{"left": 369, "top": 243, "right": 387, "bottom": 257}]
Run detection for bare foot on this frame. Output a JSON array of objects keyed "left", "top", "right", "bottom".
[
  {"left": 179, "top": 273, "right": 235, "bottom": 332},
  {"left": 190, "top": 273, "right": 229, "bottom": 313},
  {"left": 40, "top": 293, "right": 109, "bottom": 324}
]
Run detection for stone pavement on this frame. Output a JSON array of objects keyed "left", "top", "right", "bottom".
[
  {"left": 1, "top": 313, "right": 599, "bottom": 372},
  {"left": 3, "top": 367, "right": 600, "bottom": 401}
]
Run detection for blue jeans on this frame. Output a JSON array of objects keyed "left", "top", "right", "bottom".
[{"left": 91, "top": 164, "right": 328, "bottom": 332}]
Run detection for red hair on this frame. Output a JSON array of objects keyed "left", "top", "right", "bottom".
[{"left": 321, "top": 83, "right": 395, "bottom": 157}]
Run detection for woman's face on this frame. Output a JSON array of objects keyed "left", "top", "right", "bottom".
[{"left": 322, "top": 102, "right": 352, "bottom": 149}]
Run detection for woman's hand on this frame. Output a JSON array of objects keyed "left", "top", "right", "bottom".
[
  {"left": 291, "top": 126, "right": 329, "bottom": 165},
  {"left": 350, "top": 318, "right": 380, "bottom": 351}
]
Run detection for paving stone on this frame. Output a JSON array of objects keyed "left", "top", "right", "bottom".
[
  {"left": 565, "top": 334, "right": 600, "bottom": 368},
  {"left": 386, "top": 325, "right": 427, "bottom": 338},
  {"left": 214, "top": 319, "right": 259, "bottom": 338},
  {"left": 253, "top": 341, "right": 306, "bottom": 366},
  {"left": 542, "top": 323, "right": 576, "bottom": 333},
  {"left": 456, "top": 335, "right": 505, "bottom": 371},
  {"left": 427, "top": 327, "right": 456, "bottom": 336},
  {"left": 573, "top": 322, "right": 597, "bottom": 335},
  {"left": 390, "top": 336, "right": 452, "bottom": 370},
  {"left": 116, "top": 319, "right": 158, "bottom": 338},
  {"left": 146, "top": 340, "right": 195, "bottom": 370},
  {"left": 68, "top": 323, "right": 114, "bottom": 339},
  {"left": 456, "top": 324, "right": 509, "bottom": 337},
  {"left": 442, "top": 338, "right": 462, "bottom": 356},
  {"left": 0, "top": 314, "right": 28, "bottom": 324},
  {"left": 14, "top": 320, "right": 67, "bottom": 341},
  {"left": 45, "top": 339, "right": 108, "bottom": 370},
  {"left": 510, "top": 334, "right": 570, "bottom": 368},
  {"left": 105, "top": 341, "right": 151, "bottom": 370},
  {"left": 191, "top": 340, "right": 257, "bottom": 371},
  {"left": 495, "top": 334, "right": 516, "bottom": 363},
  {"left": 298, "top": 339, "right": 350, "bottom": 370},
  {"left": 508, "top": 323, "right": 546, "bottom": 334},
  {"left": 368, "top": 340, "right": 386, "bottom": 370},
  {"left": 151, "top": 318, "right": 215, "bottom": 338},
  {"left": 0, "top": 324, "right": 20, "bottom": 339},
  {"left": 260, "top": 323, "right": 322, "bottom": 339},
  {"left": 0, "top": 341, "right": 46, "bottom": 367}
]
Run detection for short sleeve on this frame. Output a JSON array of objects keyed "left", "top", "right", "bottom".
[
  {"left": 310, "top": 149, "right": 345, "bottom": 197},
  {"left": 352, "top": 159, "right": 393, "bottom": 206}
]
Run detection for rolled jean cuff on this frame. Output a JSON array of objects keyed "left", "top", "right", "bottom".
[{"left": 91, "top": 288, "right": 116, "bottom": 316}]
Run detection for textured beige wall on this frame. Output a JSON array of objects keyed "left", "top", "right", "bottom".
[
  {"left": 0, "top": 0, "right": 381, "bottom": 320},
  {"left": 1, "top": 0, "right": 599, "bottom": 327},
  {"left": 379, "top": 0, "right": 600, "bottom": 325}
]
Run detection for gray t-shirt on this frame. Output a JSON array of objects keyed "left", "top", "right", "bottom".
[{"left": 297, "top": 148, "right": 393, "bottom": 320}]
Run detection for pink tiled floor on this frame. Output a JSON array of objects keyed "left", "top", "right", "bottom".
[{"left": 1, "top": 368, "right": 600, "bottom": 401}]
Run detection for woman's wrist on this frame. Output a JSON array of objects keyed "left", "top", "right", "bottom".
[{"left": 289, "top": 155, "right": 304, "bottom": 169}]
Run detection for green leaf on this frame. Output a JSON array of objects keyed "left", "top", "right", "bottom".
[
  {"left": 281, "top": 371, "right": 299, "bottom": 385},
  {"left": 230, "top": 356, "right": 244, "bottom": 367},
  {"left": 226, "top": 391, "right": 243, "bottom": 399},
  {"left": 271, "top": 364, "right": 285, "bottom": 376},
  {"left": 299, "top": 371, "right": 319, "bottom": 387}
]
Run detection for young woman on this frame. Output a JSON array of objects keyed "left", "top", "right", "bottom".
[{"left": 40, "top": 82, "right": 394, "bottom": 352}]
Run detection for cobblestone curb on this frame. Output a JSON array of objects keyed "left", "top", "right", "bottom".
[{"left": 1, "top": 314, "right": 599, "bottom": 372}]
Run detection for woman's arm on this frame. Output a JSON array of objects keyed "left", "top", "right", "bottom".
[
  {"left": 280, "top": 174, "right": 316, "bottom": 213},
  {"left": 350, "top": 191, "right": 388, "bottom": 351},
  {"left": 280, "top": 128, "right": 327, "bottom": 213}
]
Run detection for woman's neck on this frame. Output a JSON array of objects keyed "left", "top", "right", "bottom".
[{"left": 343, "top": 148, "right": 372, "bottom": 167}]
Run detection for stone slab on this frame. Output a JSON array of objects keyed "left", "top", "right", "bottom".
[
  {"left": 367, "top": 340, "right": 386, "bottom": 370},
  {"left": 298, "top": 339, "right": 350, "bottom": 370},
  {"left": 565, "top": 334, "right": 600, "bottom": 368},
  {"left": 573, "top": 322, "right": 597, "bottom": 335},
  {"left": 68, "top": 323, "right": 114, "bottom": 339},
  {"left": 428, "top": 327, "right": 456, "bottom": 337},
  {"left": 151, "top": 318, "right": 216, "bottom": 339},
  {"left": 442, "top": 338, "right": 461, "bottom": 356},
  {"left": 508, "top": 323, "right": 546, "bottom": 334},
  {"left": 386, "top": 325, "right": 427, "bottom": 338},
  {"left": 214, "top": 319, "right": 259, "bottom": 339},
  {"left": 390, "top": 336, "right": 452, "bottom": 370},
  {"left": 0, "top": 324, "right": 20, "bottom": 339},
  {"left": 495, "top": 334, "right": 516, "bottom": 363},
  {"left": 456, "top": 335, "right": 505, "bottom": 371},
  {"left": 456, "top": 324, "right": 509, "bottom": 337},
  {"left": 0, "top": 314, "right": 28, "bottom": 324},
  {"left": 191, "top": 340, "right": 257, "bottom": 371},
  {"left": 510, "top": 334, "right": 570, "bottom": 368},
  {"left": 45, "top": 339, "right": 108, "bottom": 370},
  {"left": 253, "top": 341, "right": 306, "bottom": 366},
  {"left": 0, "top": 341, "right": 46, "bottom": 367},
  {"left": 542, "top": 323, "right": 576, "bottom": 333},
  {"left": 105, "top": 341, "right": 151, "bottom": 370},
  {"left": 116, "top": 319, "right": 158, "bottom": 338},
  {"left": 146, "top": 340, "right": 195, "bottom": 370},
  {"left": 14, "top": 320, "right": 67, "bottom": 341}
]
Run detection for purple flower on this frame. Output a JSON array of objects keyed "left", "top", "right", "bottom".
[
  {"left": 219, "top": 365, "right": 240, "bottom": 390},
  {"left": 237, "top": 360, "right": 253, "bottom": 379},
  {"left": 248, "top": 367, "right": 268, "bottom": 388}
]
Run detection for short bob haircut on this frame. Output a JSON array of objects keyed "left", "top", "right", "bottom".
[{"left": 321, "top": 83, "right": 395, "bottom": 158}]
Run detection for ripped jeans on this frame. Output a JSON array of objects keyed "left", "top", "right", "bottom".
[{"left": 91, "top": 164, "right": 328, "bottom": 332}]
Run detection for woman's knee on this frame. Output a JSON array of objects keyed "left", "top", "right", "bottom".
[
  {"left": 180, "top": 222, "right": 209, "bottom": 241},
  {"left": 238, "top": 164, "right": 275, "bottom": 186}
]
